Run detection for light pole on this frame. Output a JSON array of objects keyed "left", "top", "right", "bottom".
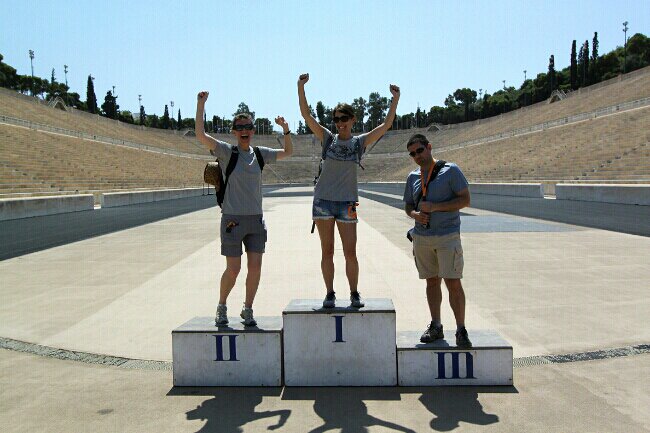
[
  {"left": 63, "top": 65, "right": 68, "bottom": 87},
  {"left": 112, "top": 86, "right": 118, "bottom": 119},
  {"left": 28, "top": 50, "right": 35, "bottom": 96},
  {"left": 170, "top": 101, "right": 174, "bottom": 127},
  {"left": 502, "top": 80, "right": 506, "bottom": 90},
  {"left": 623, "top": 21, "right": 629, "bottom": 73},
  {"left": 524, "top": 70, "right": 527, "bottom": 82}
]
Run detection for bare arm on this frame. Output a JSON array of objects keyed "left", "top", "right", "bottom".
[
  {"left": 419, "top": 188, "right": 471, "bottom": 212},
  {"left": 274, "top": 116, "right": 293, "bottom": 161},
  {"left": 405, "top": 203, "right": 430, "bottom": 225},
  {"left": 364, "top": 84, "right": 400, "bottom": 148},
  {"left": 195, "top": 91, "right": 218, "bottom": 153},
  {"left": 297, "top": 73, "right": 326, "bottom": 142}
]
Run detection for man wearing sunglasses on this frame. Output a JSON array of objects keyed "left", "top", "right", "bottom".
[
  {"left": 195, "top": 90, "right": 293, "bottom": 327},
  {"left": 403, "top": 134, "right": 472, "bottom": 348}
]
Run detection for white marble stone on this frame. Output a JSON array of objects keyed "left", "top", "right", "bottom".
[
  {"left": 397, "top": 330, "right": 513, "bottom": 386},
  {"left": 172, "top": 316, "right": 282, "bottom": 387},
  {"left": 283, "top": 299, "right": 397, "bottom": 386}
]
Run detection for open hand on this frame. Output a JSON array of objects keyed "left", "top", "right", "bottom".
[
  {"left": 389, "top": 84, "right": 400, "bottom": 98},
  {"left": 298, "top": 73, "right": 309, "bottom": 86},
  {"left": 197, "top": 91, "right": 209, "bottom": 103}
]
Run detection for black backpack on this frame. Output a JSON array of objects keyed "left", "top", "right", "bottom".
[{"left": 215, "top": 146, "right": 265, "bottom": 208}]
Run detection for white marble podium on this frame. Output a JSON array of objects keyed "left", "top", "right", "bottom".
[
  {"left": 172, "top": 316, "right": 282, "bottom": 386},
  {"left": 282, "top": 299, "right": 397, "bottom": 386},
  {"left": 396, "top": 330, "right": 513, "bottom": 386}
]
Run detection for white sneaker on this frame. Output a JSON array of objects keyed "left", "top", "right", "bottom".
[
  {"left": 215, "top": 304, "right": 228, "bottom": 325},
  {"left": 240, "top": 306, "right": 257, "bottom": 327}
]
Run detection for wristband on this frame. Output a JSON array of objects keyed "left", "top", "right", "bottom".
[{"left": 284, "top": 130, "right": 291, "bottom": 135}]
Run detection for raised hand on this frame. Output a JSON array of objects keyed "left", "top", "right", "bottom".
[
  {"left": 274, "top": 116, "right": 289, "bottom": 130},
  {"left": 389, "top": 84, "right": 400, "bottom": 98},
  {"left": 298, "top": 73, "right": 310, "bottom": 86},
  {"left": 197, "top": 91, "right": 209, "bottom": 103}
]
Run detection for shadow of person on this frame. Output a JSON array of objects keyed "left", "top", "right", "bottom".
[
  {"left": 184, "top": 388, "right": 290, "bottom": 433},
  {"left": 306, "top": 388, "right": 416, "bottom": 433},
  {"left": 419, "top": 387, "right": 499, "bottom": 431}
]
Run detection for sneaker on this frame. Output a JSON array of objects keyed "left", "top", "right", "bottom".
[
  {"left": 215, "top": 304, "right": 228, "bottom": 326},
  {"left": 240, "top": 306, "right": 257, "bottom": 327},
  {"left": 420, "top": 322, "right": 444, "bottom": 343},
  {"left": 350, "top": 291, "right": 365, "bottom": 308},
  {"left": 323, "top": 291, "right": 336, "bottom": 308},
  {"left": 455, "top": 327, "right": 472, "bottom": 348}
]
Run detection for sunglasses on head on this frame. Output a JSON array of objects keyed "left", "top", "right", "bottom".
[
  {"left": 233, "top": 123, "right": 254, "bottom": 131},
  {"left": 409, "top": 147, "right": 426, "bottom": 157},
  {"left": 333, "top": 115, "right": 351, "bottom": 123}
]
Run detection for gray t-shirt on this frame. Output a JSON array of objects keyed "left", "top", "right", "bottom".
[
  {"left": 313, "top": 129, "right": 368, "bottom": 201},
  {"left": 403, "top": 163, "right": 469, "bottom": 236},
  {"left": 211, "top": 140, "right": 280, "bottom": 215}
]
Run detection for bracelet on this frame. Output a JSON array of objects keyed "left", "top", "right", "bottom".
[{"left": 283, "top": 130, "right": 291, "bottom": 135}]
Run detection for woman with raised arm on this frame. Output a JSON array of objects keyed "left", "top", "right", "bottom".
[
  {"left": 297, "top": 73, "right": 400, "bottom": 308},
  {"left": 195, "top": 90, "right": 293, "bottom": 326}
]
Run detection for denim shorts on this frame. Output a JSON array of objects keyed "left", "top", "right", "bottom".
[{"left": 312, "top": 198, "right": 358, "bottom": 223}]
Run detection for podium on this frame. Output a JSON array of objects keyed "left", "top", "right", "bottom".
[
  {"left": 282, "top": 299, "right": 397, "bottom": 386},
  {"left": 172, "top": 316, "right": 282, "bottom": 386},
  {"left": 396, "top": 330, "right": 513, "bottom": 386}
]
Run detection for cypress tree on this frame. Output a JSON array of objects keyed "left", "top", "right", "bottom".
[
  {"left": 583, "top": 40, "right": 590, "bottom": 85},
  {"left": 178, "top": 109, "right": 182, "bottom": 130},
  {"left": 86, "top": 75, "right": 98, "bottom": 114},
  {"left": 548, "top": 55, "right": 556, "bottom": 93},
  {"left": 162, "top": 105, "right": 170, "bottom": 129},
  {"left": 139, "top": 105, "right": 145, "bottom": 126},
  {"left": 591, "top": 32, "right": 600, "bottom": 83},
  {"left": 570, "top": 40, "right": 578, "bottom": 90}
]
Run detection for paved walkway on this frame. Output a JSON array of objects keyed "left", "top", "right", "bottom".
[{"left": 1, "top": 187, "right": 649, "bottom": 432}]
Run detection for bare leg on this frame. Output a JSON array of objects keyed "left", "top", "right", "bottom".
[
  {"left": 219, "top": 256, "right": 241, "bottom": 304},
  {"left": 336, "top": 221, "right": 358, "bottom": 293},
  {"left": 426, "top": 276, "right": 443, "bottom": 321},
  {"left": 316, "top": 219, "right": 336, "bottom": 293},
  {"left": 444, "top": 278, "right": 466, "bottom": 327},
  {"left": 244, "top": 252, "right": 263, "bottom": 308}
]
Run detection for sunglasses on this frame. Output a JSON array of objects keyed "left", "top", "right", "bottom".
[
  {"left": 333, "top": 115, "right": 351, "bottom": 123},
  {"left": 233, "top": 123, "right": 254, "bottom": 131},
  {"left": 409, "top": 147, "right": 426, "bottom": 157}
]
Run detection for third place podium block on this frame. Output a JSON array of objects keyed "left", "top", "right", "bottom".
[
  {"left": 397, "top": 330, "right": 513, "bottom": 386},
  {"left": 283, "top": 299, "right": 397, "bottom": 386}
]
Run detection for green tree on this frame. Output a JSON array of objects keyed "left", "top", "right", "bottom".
[
  {"left": 101, "top": 90, "right": 118, "bottom": 119},
  {"left": 254, "top": 117, "right": 273, "bottom": 135},
  {"left": 547, "top": 55, "right": 556, "bottom": 93},
  {"left": 177, "top": 109, "right": 182, "bottom": 130},
  {"left": 139, "top": 105, "right": 145, "bottom": 126},
  {"left": 86, "top": 75, "right": 98, "bottom": 114},
  {"left": 351, "top": 97, "right": 367, "bottom": 131},
  {"left": 0, "top": 54, "right": 19, "bottom": 89},
  {"left": 233, "top": 102, "right": 254, "bottom": 119},
  {"left": 297, "top": 120, "right": 306, "bottom": 135},
  {"left": 570, "top": 40, "right": 578, "bottom": 90},
  {"left": 453, "top": 88, "right": 478, "bottom": 121},
  {"left": 366, "top": 91, "right": 388, "bottom": 130},
  {"left": 161, "top": 104, "right": 170, "bottom": 129},
  {"left": 316, "top": 101, "right": 327, "bottom": 126},
  {"left": 590, "top": 32, "right": 600, "bottom": 83}
]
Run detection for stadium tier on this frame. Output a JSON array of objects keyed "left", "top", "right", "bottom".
[{"left": 1, "top": 66, "right": 649, "bottom": 198}]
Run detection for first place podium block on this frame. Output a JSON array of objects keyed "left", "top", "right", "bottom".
[
  {"left": 397, "top": 330, "right": 513, "bottom": 386},
  {"left": 283, "top": 299, "right": 397, "bottom": 386},
  {"left": 172, "top": 316, "right": 282, "bottom": 387}
]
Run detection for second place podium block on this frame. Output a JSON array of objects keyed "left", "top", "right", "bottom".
[{"left": 283, "top": 298, "right": 397, "bottom": 386}]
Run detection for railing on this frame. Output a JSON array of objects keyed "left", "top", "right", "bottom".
[{"left": 0, "top": 114, "right": 212, "bottom": 161}]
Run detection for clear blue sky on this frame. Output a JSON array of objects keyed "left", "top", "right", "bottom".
[{"left": 2, "top": 0, "right": 648, "bottom": 131}]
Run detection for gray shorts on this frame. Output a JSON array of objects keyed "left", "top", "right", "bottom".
[{"left": 220, "top": 214, "right": 267, "bottom": 257}]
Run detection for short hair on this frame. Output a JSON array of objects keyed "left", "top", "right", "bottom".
[
  {"left": 333, "top": 103, "right": 355, "bottom": 118},
  {"left": 407, "top": 133, "right": 429, "bottom": 149},
  {"left": 232, "top": 113, "right": 254, "bottom": 128}
]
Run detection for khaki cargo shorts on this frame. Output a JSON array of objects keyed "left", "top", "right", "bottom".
[{"left": 412, "top": 232, "right": 464, "bottom": 279}]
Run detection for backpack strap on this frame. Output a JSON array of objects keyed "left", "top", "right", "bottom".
[
  {"left": 414, "top": 160, "right": 446, "bottom": 211},
  {"left": 223, "top": 146, "right": 240, "bottom": 190},
  {"left": 253, "top": 146, "right": 265, "bottom": 171},
  {"left": 355, "top": 136, "right": 365, "bottom": 170},
  {"left": 314, "top": 134, "right": 334, "bottom": 185}
]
